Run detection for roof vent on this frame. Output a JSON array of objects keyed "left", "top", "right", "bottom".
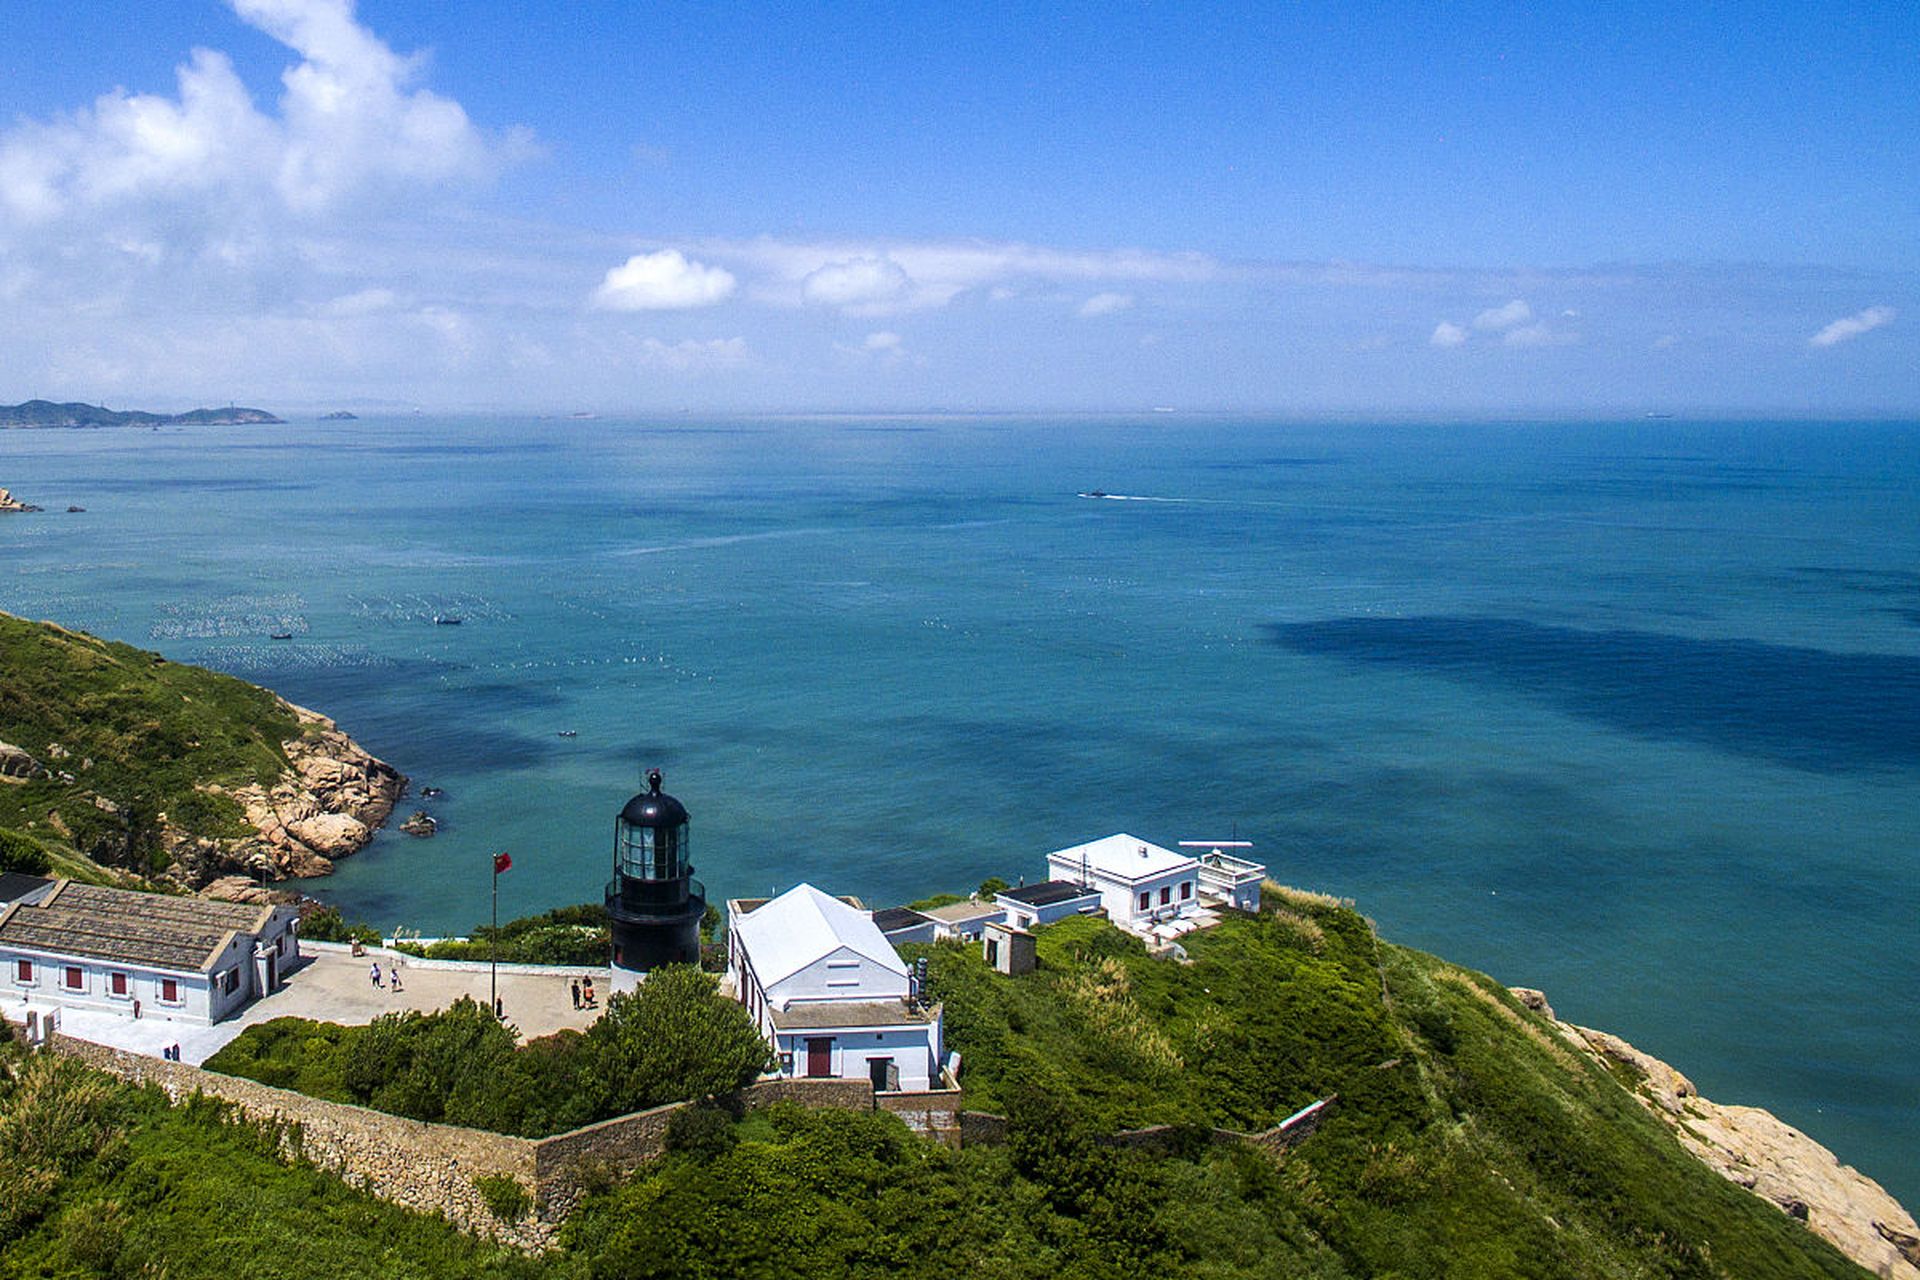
[{"left": 1139, "top": 845, "right": 1149, "bottom": 858}]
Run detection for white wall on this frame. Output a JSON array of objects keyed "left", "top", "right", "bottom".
[
  {"left": 774, "top": 1021, "right": 943, "bottom": 1091},
  {"left": 1047, "top": 855, "right": 1200, "bottom": 927},
  {"left": 3, "top": 946, "right": 213, "bottom": 1024},
  {"left": 765, "top": 945, "right": 907, "bottom": 1009}
]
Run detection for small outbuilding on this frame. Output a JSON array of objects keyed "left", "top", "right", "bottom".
[
  {"left": 995, "top": 879, "right": 1103, "bottom": 931},
  {"left": 918, "top": 897, "right": 1006, "bottom": 941},
  {"left": 982, "top": 921, "right": 1036, "bottom": 976}
]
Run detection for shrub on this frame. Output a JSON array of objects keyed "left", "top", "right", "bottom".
[
  {"left": 473, "top": 1173, "right": 530, "bottom": 1222},
  {"left": 665, "top": 1104, "right": 738, "bottom": 1160},
  {"left": 0, "top": 827, "right": 52, "bottom": 876}
]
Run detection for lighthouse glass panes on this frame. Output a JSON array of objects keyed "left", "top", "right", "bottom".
[{"left": 617, "top": 819, "right": 686, "bottom": 880}]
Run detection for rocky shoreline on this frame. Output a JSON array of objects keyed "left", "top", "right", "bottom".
[
  {"left": 177, "top": 700, "right": 404, "bottom": 894},
  {"left": 1513, "top": 987, "right": 1920, "bottom": 1279},
  {"left": 0, "top": 486, "right": 43, "bottom": 513}
]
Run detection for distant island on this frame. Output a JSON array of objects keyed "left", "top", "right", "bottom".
[
  {"left": 0, "top": 399, "right": 284, "bottom": 428},
  {"left": 320, "top": 410, "right": 359, "bottom": 420}
]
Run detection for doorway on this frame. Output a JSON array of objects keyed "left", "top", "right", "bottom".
[
  {"left": 868, "top": 1057, "right": 895, "bottom": 1091},
  {"left": 806, "top": 1037, "right": 833, "bottom": 1077}
]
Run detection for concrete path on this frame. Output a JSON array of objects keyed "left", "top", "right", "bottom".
[{"left": 46, "top": 947, "right": 610, "bottom": 1065}]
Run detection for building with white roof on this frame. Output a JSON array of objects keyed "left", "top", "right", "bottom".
[
  {"left": 727, "top": 884, "right": 943, "bottom": 1091},
  {"left": 1047, "top": 833, "right": 1207, "bottom": 935}
]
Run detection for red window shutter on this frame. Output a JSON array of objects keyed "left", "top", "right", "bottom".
[
  {"left": 162, "top": 978, "right": 179, "bottom": 1002},
  {"left": 65, "top": 966, "right": 82, "bottom": 989},
  {"left": 1181, "top": 881, "right": 1192, "bottom": 900},
  {"left": 14, "top": 959, "right": 29, "bottom": 982},
  {"left": 1138, "top": 891, "right": 1150, "bottom": 911},
  {"left": 111, "top": 973, "right": 127, "bottom": 996},
  {"left": 1160, "top": 886, "right": 1171, "bottom": 905}
]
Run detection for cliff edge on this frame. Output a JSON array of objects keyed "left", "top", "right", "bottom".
[{"left": 1514, "top": 987, "right": 1920, "bottom": 1279}]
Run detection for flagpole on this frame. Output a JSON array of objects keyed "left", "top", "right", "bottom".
[{"left": 490, "top": 851, "right": 500, "bottom": 1019}]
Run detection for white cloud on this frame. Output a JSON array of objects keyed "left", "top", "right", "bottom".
[
  {"left": 714, "top": 237, "right": 1219, "bottom": 312},
  {"left": 1473, "top": 299, "right": 1533, "bottom": 331},
  {"left": 1809, "top": 305, "right": 1895, "bottom": 347},
  {"left": 592, "top": 249, "right": 736, "bottom": 311},
  {"left": 0, "top": 0, "right": 519, "bottom": 227},
  {"left": 863, "top": 331, "right": 903, "bottom": 351},
  {"left": 322, "top": 286, "right": 400, "bottom": 316},
  {"left": 631, "top": 336, "right": 749, "bottom": 371},
  {"left": 801, "top": 256, "right": 914, "bottom": 312},
  {"left": 1078, "top": 291, "right": 1135, "bottom": 318},
  {"left": 1430, "top": 321, "right": 1469, "bottom": 348},
  {"left": 1502, "top": 323, "right": 1577, "bottom": 348}
]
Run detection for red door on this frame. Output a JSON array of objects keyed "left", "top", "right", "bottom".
[{"left": 806, "top": 1037, "right": 833, "bottom": 1077}]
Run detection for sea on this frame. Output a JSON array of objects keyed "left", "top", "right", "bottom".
[{"left": 2, "top": 413, "right": 1916, "bottom": 1204}]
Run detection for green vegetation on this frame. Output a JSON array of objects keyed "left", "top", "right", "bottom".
[
  {"left": 904, "top": 891, "right": 965, "bottom": 911},
  {"left": 0, "top": 827, "right": 54, "bottom": 876},
  {"left": 0, "top": 611, "right": 305, "bottom": 874},
  {"left": 475, "top": 1173, "right": 532, "bottom": 1222},
  {"left": 8, "top": 887, "right": 1879, "bottom": 1278},
  {"left": 299, "top": 904, "right": 384, "bottom": 946},
  {"left": 0, "top": 1022, "right": 536, "bottom": 1280},
  {"left": 206, "top": 967, "right": 772, "bottom": 1138},
  {"left": 393, "top": 903, "right": 611, "bottom": 965}
]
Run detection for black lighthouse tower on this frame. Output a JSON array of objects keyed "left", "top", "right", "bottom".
[{"left": 606, "top": 769, "right": 705, "bottom": 991}]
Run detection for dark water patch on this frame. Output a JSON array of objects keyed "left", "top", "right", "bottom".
[
  {"left": 1265, "top": 616, "right": 1920, "bottom": 772},
  {"left": 1886, "top": 608, "right": 1920, "bottom": 628},
  {"left": 1202, "top": 455, "right": 1345, "bottom": 470}
]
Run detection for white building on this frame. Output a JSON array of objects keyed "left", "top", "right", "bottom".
[
  {"left": 1047, "top": 833, "right": 1207, "bottom": 935},
  {"left": 917, "top": 897, "right": 1005, "bottom": 941},
  {"left": 0, "top": 880, "right": 298, "bottom": 1026},
  {"left": 995, "top": 879, "right": 1103, "bottom": 932},
  {"left": 727, "top": 884, "right": 944, "bottom": 1092},
  {"left": 1184, "top": 841, "right": 1267, "bottom": 912}
]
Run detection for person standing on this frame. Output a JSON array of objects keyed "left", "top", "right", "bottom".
[
  {"left": 370, "top": 962, "right": 383, "bottom": 988},
  {"left": 570, "top": 979, "right": 581, "bottom": 1010},
  {"left": 389, "top": 965, "right": 403, "bottom": 992}
]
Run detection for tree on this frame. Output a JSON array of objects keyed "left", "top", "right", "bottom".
[
  {"left": 585, "top": 966, "right": 772, "bottom": 1116},
  {"left": 977, "top": 877, "right": 1009, "bottom": 901}
]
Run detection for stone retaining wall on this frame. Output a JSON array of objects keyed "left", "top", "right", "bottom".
[{"left": 47, "top": 1033, "right": 554, "bottom": 1251}]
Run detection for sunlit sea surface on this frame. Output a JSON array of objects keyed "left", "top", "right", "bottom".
[{"left": 3, "top": 414, "right": 1916, "bottom": 1203}]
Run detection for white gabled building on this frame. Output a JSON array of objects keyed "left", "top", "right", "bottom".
[
  {"left": 727, "top": 884, "right": 944, "bottom": 1092},
  {"left": 1047, "top": 833, "right": 1209, "bottom": 935},
  {"left": 0, "top": 880, "right": 298, "bottom": 1026}
]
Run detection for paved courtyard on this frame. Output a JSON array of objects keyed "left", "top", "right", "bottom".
[{"left": 46, "top": 946, "right": 610, "bottom": 1065}]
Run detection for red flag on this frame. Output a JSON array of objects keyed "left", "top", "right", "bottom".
[{"left": 492, "top": 851, "right": 512, "bottom": 875}]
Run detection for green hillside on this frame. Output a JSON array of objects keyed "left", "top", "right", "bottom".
[
  {"left": 172, "top": 886, "right": 1873, "bottom": 1279},
  {"left": 0, "top": 611, "right": 304, "bottom": 877}
]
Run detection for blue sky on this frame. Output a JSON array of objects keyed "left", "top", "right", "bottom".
[{"left": 0, "top": 1, "right": 1913, "bottom": 412}]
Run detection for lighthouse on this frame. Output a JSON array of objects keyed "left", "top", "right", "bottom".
[{"left": 606, "top": 768, "right": 706, "bottom": 992}]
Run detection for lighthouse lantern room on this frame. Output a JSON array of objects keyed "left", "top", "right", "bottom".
[{"left": 606, "top": 768, "right": 706, "bottom": 992}]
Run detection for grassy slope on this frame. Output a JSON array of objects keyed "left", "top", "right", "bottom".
[
  {"left": 0, "top": 610, "right": 305, "bottom": 873},
  {"left": 917, "top": 893, "right": 1865, "bottom": 1280}
]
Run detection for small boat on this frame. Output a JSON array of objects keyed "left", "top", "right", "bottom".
[
  {"left": 66, "top": 506, "right": 86, "bottom": 513},
  {"left": 421, "top": 786, "right": 445, "bottom": 798},
  {"left": 433, "top": 615, "right": 463, "bottom": 626},
  {"left": 1078, "top": 490, "right": 1108, "bottom": 499},
  {"left": 557, "top": 730, "right": 578, "bottom": 738},
  {"left": 269, "top": 632, "right": 293, "bottom": 641}
]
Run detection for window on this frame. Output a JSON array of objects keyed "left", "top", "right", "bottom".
[
  {"left": 160, "top": 978, "right": 180, "bottom": 1004},
  {"left": 1180, "top": 881, "right": 1192, "bottom": 901},
  {"left": 14, "top": 959, "right": 31, "bottom": 984},
  {"left": 1160, "top": 886, "right": 1172, "bottom": 906},
  {"left": 64, "top": 966, "right": 84, "bottom": 991},
  {"left": 109, "top": 972, "right": 129, "bottom": 998},
  {"left": 1138, "top": 891, "right": 1151, "bottom": 911}
]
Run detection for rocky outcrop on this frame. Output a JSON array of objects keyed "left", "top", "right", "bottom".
[
  {"left": 166, "top": 701, "right": 404, "bottom": 887},
  {"left": 0, "top": 487, "right": 43, "bottom": 513},
  {"left": 0, "top": 740, "right": 46, "bottom": 780},
  {"left": 1515, "top": 987, "right": 1920, "bottom": 1279}
]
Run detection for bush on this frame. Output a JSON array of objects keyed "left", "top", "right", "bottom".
[
  {"left": 473, "top": 1173, "right": 530, "bottom": 1222},
  {"left": 665, "top": 1104, "right": 738, "bottom": 1160},
  {"left": 299, "top": 905, "right": 382, "bottom": 946},
  {"left": 0, "top": 827, "right": 52, "bottom": 876}
]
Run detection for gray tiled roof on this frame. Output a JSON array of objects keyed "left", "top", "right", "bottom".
[
  {"left": 769, "top": 1000, "right": 938, "bottom": 1031},
  {"left": 0, "top": 881, "right": 272, "bottom": 973}
]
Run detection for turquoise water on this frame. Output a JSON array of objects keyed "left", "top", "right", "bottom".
[{"left": 3, "top": 414, "right": 1917, "bottom": 1204}]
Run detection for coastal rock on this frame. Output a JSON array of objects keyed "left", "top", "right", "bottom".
[
  {"left": 399, "top": 810, "right": 439, "bottom": 837},
  {"left": 1515, "top": 986, "right": 1920, "bottom": 1280},
  {"left": 200, "top": 875, "right": 300, "bottom": 906},
  {"left": 159, "top": 700, "right": 403, "bottom": 888},
  {"left": 0, "top": 740, "right": 45, "bottom": 779},
  {"left": 0, "top": 487, "right": 43, "bottom": 513}
]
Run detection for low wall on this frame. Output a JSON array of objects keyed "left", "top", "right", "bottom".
[
  {"left": 875, "top": 1085, "right": 965, "bottom": 1147},
  {"left": 46, "top": 1033, "right": 554, "bottom": 1251}
]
